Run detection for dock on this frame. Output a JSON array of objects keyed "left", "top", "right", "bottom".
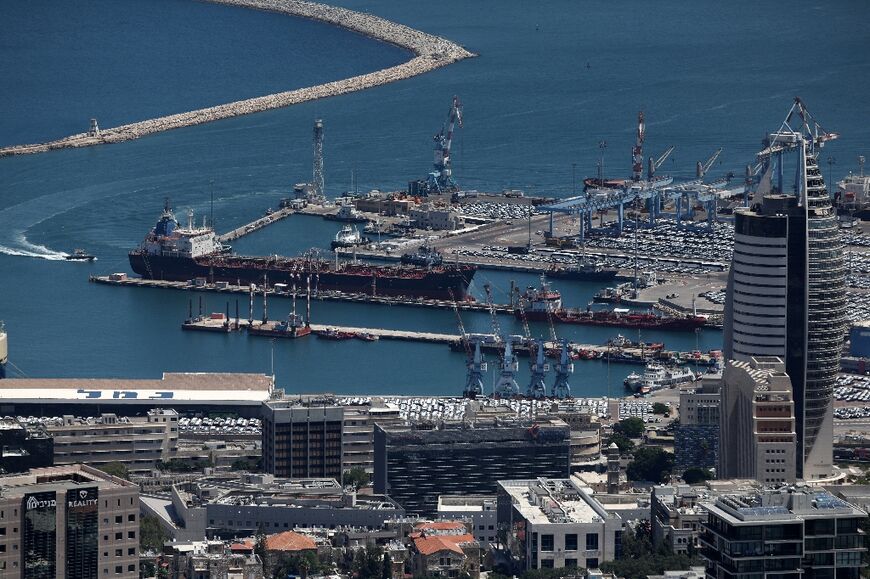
[
  {"left": 89, "top": 275, "right": 514, "bottom": 313},
  {"left": 216, "top": 206, "right": 296, "bottom": 242}
]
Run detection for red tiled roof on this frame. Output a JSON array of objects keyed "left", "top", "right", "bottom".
[
  {"left": 265, "top": 531, "right": 317, "bottom": 552},
  {"left": 230, "top": 540, "right": 255, "bottom": 552},
  {"left": 413, "top": 534, "right": 474, "bottom": 556}
]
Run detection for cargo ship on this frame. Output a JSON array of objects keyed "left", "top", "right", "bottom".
[
  {"left": 516, "top": 277, "right": 707, "bottom": 331},
  {"left": 129, "top": 201, "right": 476, "bottom": 299}
]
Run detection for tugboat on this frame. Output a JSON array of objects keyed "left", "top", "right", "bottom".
[
  {"left": 330, "top": 225, "right": 370, "bottom": 250},
  {"left": 248, "top": 312, "right": 311, "bottom": 339},
  {"left": 623, "top": 372, "right": 643, "bottom": 392},
  {"left": 65, "top": 249, "right": 96, "bottom": 262},
  {"left": 547, "top": 255, "right": 618, "bottom": 282}
]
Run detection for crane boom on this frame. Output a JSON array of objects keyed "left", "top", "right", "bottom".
[
  {"left": 697, "top": 148, "right": 722, "bottom": 178},
  {"left": 648, "top": 146, "right": 675, "bottom": 179}
]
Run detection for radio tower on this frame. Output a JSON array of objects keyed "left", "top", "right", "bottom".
[{"left": 313, "top": 119, "right": 325, "bottom": 199}]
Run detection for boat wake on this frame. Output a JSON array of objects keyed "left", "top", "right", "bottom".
[{"left": 0, "top": 233, "right": 68, "bottom": 261}]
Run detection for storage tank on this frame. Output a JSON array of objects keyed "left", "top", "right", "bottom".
[{"left": 850, "top": 320, "right": 870, "bottom": 358}]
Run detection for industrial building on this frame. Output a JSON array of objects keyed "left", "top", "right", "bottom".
[
  {"left": 718, "top": 357, "right": 798, "bottom": 484},
  {"left": 674, "top": 375, "right": 720, "bottom": 472},
  {"left": 0, "top": 419, "right": 53, "bottom": 474},
  {"left": 498, "top": 478, "right": 624, "bottom": 571},
  {"left": 723, "top": 103, "right": 846, "bottom": 480},
  {"left": 374, "top": 418, "right": 570, "bottom": 516},
  {"left": 700, "top": 487, "right": 867, "bottom": 579},
  {"left": 0, "top": 373, "right": 273, "bottom": 417},
  {"left": 261, "top": 400, "right": 344, "bottom": 480},
  {"left": 41, "top": 409, "right": 178, "bottom": 476},
  {"left": 143, "top": 474, "right": 403, "bottom": 540},
  {"left": 0, "top": 464, "right": 140, "bottom": 579}
]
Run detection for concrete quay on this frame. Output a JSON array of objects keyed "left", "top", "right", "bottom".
[
  {"left": 0, "top": 0, "right": 474, "bottom": 158},
  {"left": 216, "top": 205, "right": 296, "bottom": 242}
]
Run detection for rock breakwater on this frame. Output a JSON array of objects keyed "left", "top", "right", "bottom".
[{"left": 0, "top": 0, "right": 474, "bottom": 158}]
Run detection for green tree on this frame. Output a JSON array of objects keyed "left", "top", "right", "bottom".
[
  {"left": 606, "top": 433, "right": 635, "bottom": 453},
  {"left": 353, "top": 544, "right": 384, "bottom": 579},
  {"left": 140, "top": 514, "right": 169, "bottom": 552},
  {"left": 626, "top": 447, "right": 674, "bottom": 483},
  {"left": 614, "top": 417, "right": 645, "bottom": 438},
  {"left": 599, "top": 524, "right": 701, "bottom": 579},
  {"left": 382, "top": 551, "right": 392, "bottom": 579},
  {"left": 98, "top": 461, "right": 130, "bottom": 480},
  {"left": 682, "top": 467, "right": 714, "bottom": 485},
  {"left": 651, "top": 402, "right": 670, "bottom": 416},
  {"left": 344, "top": 467, "right": 371, "bottom": 490}
]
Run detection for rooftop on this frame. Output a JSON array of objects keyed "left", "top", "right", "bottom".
[
  {"left": 0, "top": 464, "right": 137, "bottom": 495},
  {"left": 411, "top": 521, "right": 476, "bottom": 556},
  {"left": 706, "top": 486, "right": 866, "bottom": 523},
  {"left": 500, "top": 478, "right": 615, "bottom": 525},
  {"left": 265, "top": 531, "right": 317, "bottom": 552},
  {"left": 0, "top": 373, "right": 273, "bottom": 404}
]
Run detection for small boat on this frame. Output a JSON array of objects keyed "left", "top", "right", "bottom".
[
  {"left": 356, "top": 332, "right": 379, "bottom": 342},
  {"left": 65, "top": 249, "right": 96, "bottom": 262},
  {"left": 401, "top": 244, "right": 444, "bottom": 267},
  {"left": 331, "top": 225, "right": 370, "bottom": 250},
  {"left": 316, "top": 328, "right": 357, "bottom": 340}
]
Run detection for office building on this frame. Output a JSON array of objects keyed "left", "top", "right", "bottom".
[
  {"left": 498, "top": 478, "right": 624, "bottom": 571},
  {"left": 718, "top": 357, "right": 798, "bottom": 484},
  {"left": 723, "top": 124, "right": 846, "bottom": 480},
  {"left": 700, "top": 486, "right": 867, "bottom": 579},
  {"left": 342, "top": 402, "right": 402, "bottom": 474},
  {"left": 146, "top": 474, "right": 403, "bottom": 539},
  {"left": 374, "top": 418, "right": 570, "bottom": 516},
  {"left": 0, "top": 419, "right": 53, "bottom": 474},
  {"left": 674, "top": 375, "right": 720, "bottom": 472},
  {"left": 261, "top": 400, "right": 344, "bottom": 479},
  {"left": 41, "top": 409, "right": 178, "bottom": 476},
  {"left": 437, "top": 495, "right": 498, "bottom": 548},
  {"left": 0, "top": 464, "right": 140, "bottom": 578}
]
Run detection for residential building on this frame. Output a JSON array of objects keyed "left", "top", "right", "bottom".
[
  {"left": 342, "top": 402, "right": 402, "bottom": 474},
  {"left": 261, "top": 400, "right": 343, "bottom": 479},
  {"left": 374, "top": 418, "right": 570, "bottom": 516},
  {"left": 498, "top": 478, "right": 624, "bottom": 571},
  {"left": 723, "top": 182, "right": 846, "bottom": 480},
  {"left": 410, "top": 521, "right": 480, "bottom": 579},
  {"left": 437, "top": 495, "right": 498, "bottom": 548},
  {"left": 718, "top": 357, "right": 798, "bottom": 484},
  {"left": 163, "top": 540, "right": 264, "bottom": 579},
  {"left": 700, "top": 486, "right": 867, "bottom": 579},
  {"left": 674, "top": 375, "right": 720, "bottom": 472},
  {"left": 0, "top": 419, "right": 53, "bottom": 474},
  {"left": 651, "top": 486, "right": 712, "bottom": 554},
  {"left": 42, "top": 409, "right": 178, "bottom": 476},
  {"left": 0, "top": 464, "right": 140, "bottom": 578},
  {"left": 145, "top": 474, "right": 403, "bottom": 539}
]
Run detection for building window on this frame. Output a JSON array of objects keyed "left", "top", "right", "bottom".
[
  {"left": 115, "top": 515, "right": 122, "bottom": 524},
  {"left": 587, "top": 557, "right": 599, "bottom": 569},
  {"left": 586, "top": 533, "right": 599, "bottom": 551},
  {"left": 541, "top": 559, "right": 555, "bottom": 569},
  {"left": 127, "top": 514, "right": 135, "bottom": 522},
  {"left": 115, "top": 532, "right": 122, "bottom": 540},
  {"left": 115, "top": 566, "right": 122, "bottom": 574},
  {"left": 127, "top": 531, "right": 135, "bottom": 539},
  {"left": 565, "top": 559, "right": 577, "bottom": 568},
  {"left": 541, "top": 534, "right": 554, "bottom": 552},
  {"left": 565, "top": 534, "right": 578, "bottom": 551}
]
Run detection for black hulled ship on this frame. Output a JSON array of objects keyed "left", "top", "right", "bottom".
[{"left": 129, "top": 201, "right": 476, "bottom": 299}]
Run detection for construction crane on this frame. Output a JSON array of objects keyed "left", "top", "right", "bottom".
[
  {"left": 631, "top": 111, "right": 645, "bottom": 182},
  {"left": 423, "top": 96, "right": 463, "bottom": 195},
  {"left": 647, "top": 145, "right": 675, "bottom": 180},
  {"left": 696, "top": 148, "right": 723, "bottom": 179}
]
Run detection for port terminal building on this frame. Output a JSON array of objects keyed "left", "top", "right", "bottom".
[{"left": 0, "top": 373, "right": 273, "bottom": 417}]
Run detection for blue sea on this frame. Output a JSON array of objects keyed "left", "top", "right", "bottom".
[{"left": 0, "top": 0, "right": 868, "bottom": 395}]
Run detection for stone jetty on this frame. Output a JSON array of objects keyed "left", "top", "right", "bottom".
[{"left": 0, "top": 0, "right": 474, "bottom": 158}]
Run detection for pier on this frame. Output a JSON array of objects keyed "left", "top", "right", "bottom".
[
  {"left": 0, "top": 0, "right": 475, "bottom": 158},
  {"left": 216, "top": 206, "right": 296, "bottom": 242},
  {"left": 89, "top": 275, "right": 514, "bottom": 313}
]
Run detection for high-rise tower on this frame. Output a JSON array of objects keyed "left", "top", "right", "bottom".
[
  {"left": 312, "top": 119, "right": 324, "bottom": 199},
  {"left": 723, "top": 98, "right": 845, "bottom": 480}
]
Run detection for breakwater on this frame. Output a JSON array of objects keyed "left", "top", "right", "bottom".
[{"left": 0, "top": 0, "right": 474, "bottom": 158}]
